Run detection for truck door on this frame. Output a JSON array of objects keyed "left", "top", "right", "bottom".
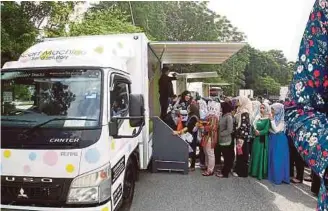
[{"left": 108, "top": 74, "right": 134, "bottom": 150}]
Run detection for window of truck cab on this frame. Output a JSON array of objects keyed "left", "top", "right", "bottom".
[
  {"left": 1, "top": 69, "right": 102, "bottom": 128},
  {"left": 109, "top": 73, "right": 131, "bottom": 125}
]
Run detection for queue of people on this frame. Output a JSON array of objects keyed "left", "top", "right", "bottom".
[
  {"left": 160, "top": 89, "right": 292, "bottom": 184},
  {"left": 159, "top": 75, "right": 326, "bottom": 202},
  {"left": 157, "top": 2, "right": 327, "bottom": 210}
]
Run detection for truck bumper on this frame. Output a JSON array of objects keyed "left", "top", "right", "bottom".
[{"left": 1, "top": 201, "right": 112, "bottom": 211}]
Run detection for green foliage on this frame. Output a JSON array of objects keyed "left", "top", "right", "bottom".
[
  {"left": 20, "top": 1, "right": 79, "bottom": 37},
  {"left": 244, "top": 46, "right": 294, "bottom": 96},
  {"left": 69, "top": 9, "right": 142, "bottom": 36},
  {"left": 1, "top": 2, "right": 37, "bottom": 63},
  {"left": 1, "top": 1, "right": 294, "bottom": 98},
  {"left": 258, "top": 76, "right": 281, "bottom": 95},
  {"left": 13, "top": 85, "right": 31, "bottom": 101}
]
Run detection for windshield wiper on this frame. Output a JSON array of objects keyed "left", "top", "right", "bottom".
[
  {"left": 1, "top": 118, "right": 35, "bottom": 122},
  {"left": 18, "top": 117, "right": 98, "bottom": 139}
]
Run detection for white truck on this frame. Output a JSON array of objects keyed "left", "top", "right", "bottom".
[{"left": 1, "top": 34, "right": 245, "bottom": 211}]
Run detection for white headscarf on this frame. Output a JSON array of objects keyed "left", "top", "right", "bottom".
[
  {"left": 251, "top": 101, "right": 261, "bottom": 126},
  {"left": 236, "top": 96, "right": 253, "bottom": 115},
  {"left": 271, "top": 103, "right": 285, "bottom": 125},
  {"left": 253, "top": 102, "right": 271, "bottom": 127},
  {"left": 261, "top": 103, "right": 271, "bottom": 118},
  {"left": 207, "top": 101, "right": 220, "bottom": 119},
  {"left": 235, "top": 96, "right": 252, "bottom": 129}
]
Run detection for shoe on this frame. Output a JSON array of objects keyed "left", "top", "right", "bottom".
[
  {"left": 202, "top": 171, "right": 214, "bottom": 176},
  {"left": 216, "top": 172, "right": 227, "bottom": 178}
]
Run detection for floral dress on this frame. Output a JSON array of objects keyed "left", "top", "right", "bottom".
[
  {"left": 234, "top": 112, "right": 251, "bottom": 177},
  {"left": 286, "top": 0, "right": 328, "bottom": 210}
]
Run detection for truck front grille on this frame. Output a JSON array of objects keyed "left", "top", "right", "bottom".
[{"left": 1, "top": 176, "right": 72, "bottom": 207}]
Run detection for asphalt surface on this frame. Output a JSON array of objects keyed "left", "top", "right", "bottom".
[{"left": 129, "top": 168, "right": 317, "bottom": 211}]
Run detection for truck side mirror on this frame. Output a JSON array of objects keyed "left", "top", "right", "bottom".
[
  {"left": 129, "top": 94, "right": 145, "bottom": 127},
  {"left": 108, "top": 119, "right": 119, "bottom": 137}
]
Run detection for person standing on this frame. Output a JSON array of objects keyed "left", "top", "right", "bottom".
[
  {"left": 285, "top": 0, "right": 328, "bottom": 209},
  {"left": 249, "top": 100, "right": 261, "bottom": 156},
  {"left": 216, "top": 102, "right": 234, "bottom": 178},
  {"left": 249, "top": 103, "right": 270, "bottom": 180},
  {"left": 289, "top": 134, "right": 306, "bottom": 184},
  {"left": 158, "top": 66, "right": 176, "bottom": 120},
  {"left": 234, "top": 96, "right": 252, "bottom": 177},
  {"left": 201, "top": 101, "right": 220, "bottom": 176},
  {"left": 268, "top": 103, "right": 290, "bottom": 185},
  {"left": 173, "top": 104, "right": 199, "bottom": 171}
]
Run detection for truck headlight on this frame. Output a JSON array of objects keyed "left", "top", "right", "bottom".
[{"left": 67, "top": 163, "right": 111, "bottom": 204}]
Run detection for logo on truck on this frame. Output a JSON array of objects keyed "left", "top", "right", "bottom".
[
  {"left": 5, "top": 177, "right": 53, "bottom": 183},
  {"left": 17, "top": 188, "right": 28, "bottom": 199},
  {"left": 49, "top": 138, "right": 79, "bottom": 143}
]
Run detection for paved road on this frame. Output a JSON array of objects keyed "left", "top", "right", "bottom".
[{"left": 130, "top": 168, "right": 317, "bottom": 211}]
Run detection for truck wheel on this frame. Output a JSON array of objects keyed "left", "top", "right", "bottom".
[{"left": 122, "top": 158, "right": 136, "bottom": 208}]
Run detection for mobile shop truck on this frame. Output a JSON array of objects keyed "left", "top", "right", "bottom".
[{"left": 1, "top": 34, "right": 245, "bottom": 211}]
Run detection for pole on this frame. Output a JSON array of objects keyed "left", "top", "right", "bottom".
[{"left": 129, "top": 1, "right": 135, "bottom": 26}]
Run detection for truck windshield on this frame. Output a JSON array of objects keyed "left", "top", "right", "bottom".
[{"left": 1, "top": 69, "right": 102, "bottom": 128}]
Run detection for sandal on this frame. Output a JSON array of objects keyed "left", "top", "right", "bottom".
[
  {"left": 304, "top": 176, "right": 312, "bottom": 182},
  {"left": 202, "top": 171, "right": 214, "bottom": 176},
  {"left": 200, "top": 166, "right": 207, "bottom": 171}
]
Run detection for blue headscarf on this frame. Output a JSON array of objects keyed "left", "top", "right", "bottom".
[{"left": 271, "top": 103, "right": 284, "bottom": 125}]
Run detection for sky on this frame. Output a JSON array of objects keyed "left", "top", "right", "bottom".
[{"left": 208, "top": 0, "right": 316, "bottom": 61}]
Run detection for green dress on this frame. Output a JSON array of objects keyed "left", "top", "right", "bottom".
[{"left": 249, "top": 118, "right": 270, "bottom": 180}]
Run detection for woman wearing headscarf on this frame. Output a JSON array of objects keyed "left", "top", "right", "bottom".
[
  {"left": 285, "top": 0, "right": 328, "bottom": 209},
  {"left": 200, "top": 101, "right": 220, "bottom": 176},
  {"left": 250, "top": 101, "right": 262, "bottom": 156},
  {"left": 268, "top": 103, "right": 290, "bottom": 185},
  {"left": 216, "top": 102, "right": 234, "bottom": 178},
  {"left": 175, "top": 90, "right": 192, "bottom": 111},
  {"left": 197, "top": 97, "right": 208, "bottom": 169},
  {"left": 233, "top": 96, "right": 252, "bottom": 177},
  {"left": 249, "top": 103, "right": 270, "bottom": 180},
  {"left": 173, "top": 104, "right": 200, "bottom": 171},
  {"left": 172, "top": 90, "right": 192, "bottom": 130}
]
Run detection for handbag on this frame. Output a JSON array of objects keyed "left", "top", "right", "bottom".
[{"left": 180, "top": 132, "right": 194, "bottom": 143}]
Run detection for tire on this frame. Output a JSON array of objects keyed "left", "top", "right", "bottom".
[{"left": 121, "top": 158, "right": 136, "bottom": 209}]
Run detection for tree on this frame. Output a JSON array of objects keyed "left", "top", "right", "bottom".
[
  {"left": 1, "top": 2, "right": 37, "bottom": 65},
  {"left": 89, "top": 1, "right": 247, "bottom": 91},
  {"left": 69, "top": 8, "right": 142, "bottom": 36},
  {"left": 91, "top": 1, "right": 246, "bottom": 42},
  {"left": 1, "top": 1, "right": 79, "bottom": 66},
  {"left": 258, "top": 76, "right": 281, "bottom": 95},
  {"left": 2, "top": 1, "right": 295, "bottom": 98},
  {"left": 20, "top": 1, "right": 79, "bottom": 37}
]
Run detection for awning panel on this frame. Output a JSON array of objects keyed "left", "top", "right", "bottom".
[
  {"left": 149, "top": 42, "right": 246, "bottom": 64},
  {"left": 170, "top": 71, "right": 218, "bottom": 79}
]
